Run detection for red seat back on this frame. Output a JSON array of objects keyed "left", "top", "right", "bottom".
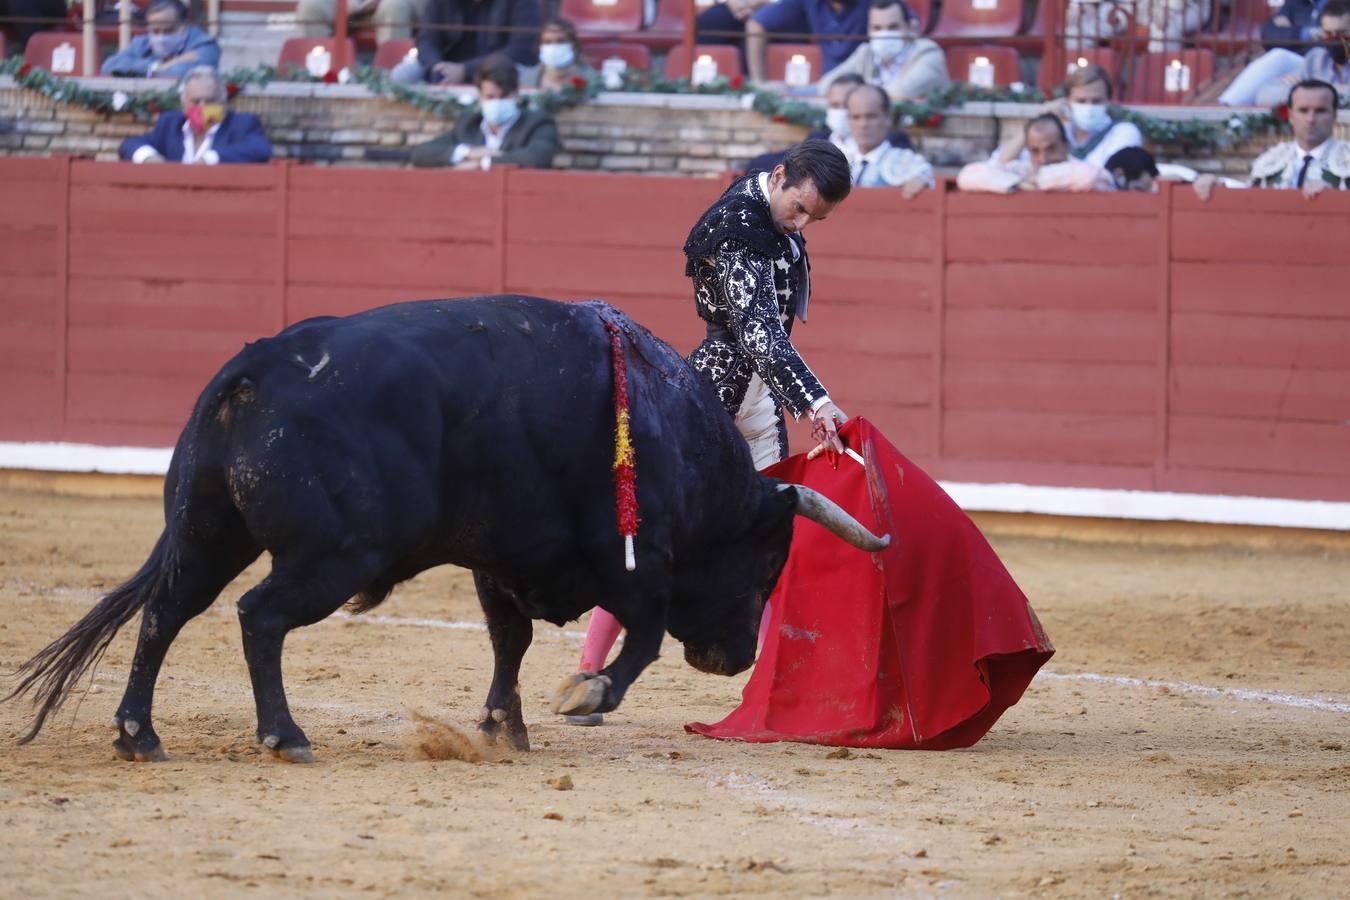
[
  {"left": 932, "top": 0, "right": 1027, "bottom": 38},
  {"left": 664, "top": 43, "right": 743, "bottom": 81},
  {"left": 626, "top": 0, "right": 687, "bottom": 51},
  {"left": 581, "top": 40, "right": 653, "bottom": 71},
  {"left": 23, "top": 31, "right": 96, "bottom": 75},
  {"left": 558, "top": 0, "right": 643, "bottom": 37},
  {"left": 1038, "top": 46, "right": 1121, "bottom": 92},
  {"left": 945, "top": 45, "right": 1021, "bottom": 87},
  {"left": 373, "top": 38, "right": 416, "bottom": 70},
  {"left": 1125, "top": 49, "right": 1215, "bottom": 103},
  {"left": 766, "top": 43, "right": 823, "bottom": 86},
  {"left": 277, "top": 37, "right": 358, "bottom": 77}
]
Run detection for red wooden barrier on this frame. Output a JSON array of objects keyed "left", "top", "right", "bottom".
[{"left": 2, "top": 158, "right": 1350, "bottom": 506}]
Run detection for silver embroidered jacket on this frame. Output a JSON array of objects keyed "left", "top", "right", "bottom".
[{"left": 681, "top": 175, "right": 828, "bottom": 423}]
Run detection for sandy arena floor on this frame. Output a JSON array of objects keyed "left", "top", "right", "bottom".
[{"left": 0, "top": 485, "right": 1347, "bottom": 899}]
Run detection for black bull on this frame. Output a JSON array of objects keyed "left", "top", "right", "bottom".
[{"left": 7, "top": 296, "right": 888, "bottom": 762}]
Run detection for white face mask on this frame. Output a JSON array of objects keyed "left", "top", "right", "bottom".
[
  {"left": 539, "top": 43, "right": 575, "bottom": 70},
  {"left": 869, "top": 31, "right": 907, "bottom": 63},
  {"left": 825, "top": 107, "right": 851, "bottom": 139},
  {"left": 480, "top": 97, "right": 520, "bottom": 128},
  {"left": 1069, "top": 102, "right": 1111, "bottom": 133},
  {"left": 148, "top": 27, "right": 187, "bottom": 59}
]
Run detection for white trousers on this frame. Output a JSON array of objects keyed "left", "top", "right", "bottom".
[{"left": 735, "top": 374, "right": 783, "bottom": 472}]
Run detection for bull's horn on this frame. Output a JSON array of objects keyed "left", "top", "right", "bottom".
[{"left": 780, "top": 484, "right": 891, "bottom": 552}]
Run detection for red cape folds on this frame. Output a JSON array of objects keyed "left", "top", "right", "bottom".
[{"left": 686, "top": 418, "right": 1054, "bottom": 750}]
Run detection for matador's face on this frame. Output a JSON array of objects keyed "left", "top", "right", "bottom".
[{"left": 766, "top": 166, "right": 838, "bottom": 235}]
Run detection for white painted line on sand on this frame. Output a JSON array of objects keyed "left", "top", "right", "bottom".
[{"left": 1040, "top": 670, "right": 1350, "bottom": 714}]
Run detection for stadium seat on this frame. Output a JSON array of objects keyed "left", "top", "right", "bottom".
[
  {"left": 765, "top": 43, "right": 823, "bottom": 86},
  {"left": 931, "top": 0, "right": 1027, "bottom": 38},
  {"left": 1125, "top": 49, "right": 1216, "bottom": 103},
  {"left": 625, "top": 0, "right": 685, "bottom": 52},
  {"left": 559, "top": 0, "right": 643, "bottom": 38},
  {"left": 23, "top": 31, "right": 97, "bottom": 75},
  {"left": 664, "top": 43, "right": 742, "bottom": 81},
  {"left": 581, "top": 40, "right": 653, "bottom": 72},
  {"left": 277, "top": 37, "right": 358, "bottom": 77},
  {"left": 1037, "top": 46, "right": 1121, "bottom": 92},
  {"left": 372, "top": 37, "right": 416, "bottom": 70},
  {"left": 945, "top": 45, "right": 1020, "bottom": 87},
  {"left": 0, "top": 31, "right": 7, "bottom": 60}
]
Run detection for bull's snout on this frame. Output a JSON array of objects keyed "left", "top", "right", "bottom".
[{"left": 684, "top": 642, "right": 754, "bottom": 677}]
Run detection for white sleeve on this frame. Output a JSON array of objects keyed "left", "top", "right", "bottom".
[
  {"left": 450, "top": 144, "right": 471, "bottom": 165},
  {"left": 202, "top": 150, "right": 220, "bottom": 166},
  {"left": 131, "top": 145, "right": 163, "bottom": 164},
  {"left": 1084, "top": 122, "right": 1144, "bottom": 169}
]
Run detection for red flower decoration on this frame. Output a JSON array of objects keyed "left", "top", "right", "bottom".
[
  {"left": 729, "top": 73, "right": 744, "bottom": 90},
  {"left": 18, "top": 63, "right": 32, "bottom": 77},
  {"left": 1276, "top": 104, "right": 1290, "bottom": 121},
  {"left": 569, "top": 75, "right": 587, "bottom": 89},
  {"left": 923, "top": 112, "right": 943, "bottom": 128},
  {"left": 771, "top": 114, "right": 786, "bottom": 123},
  {"left": 226, "top": 82, "right": 240, "bottom": 99},
  {"left": 321, "top": 69, "right": 339, "bottom": 84}
]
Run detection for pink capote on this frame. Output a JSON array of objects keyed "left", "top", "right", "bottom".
[{"left": 686, "top": 418, "right": 1054, "bottom": 750}]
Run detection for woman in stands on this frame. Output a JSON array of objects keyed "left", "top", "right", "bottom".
[
  {"left": 523, "top": 17, "right": 593, "bottom": 92},
  {"left": 995, "top": 63, "right": 1144, "bottom": 171}
]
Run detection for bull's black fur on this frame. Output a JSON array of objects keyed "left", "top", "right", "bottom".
[{"left": 8, "top": 296, "right": 802, "bottom": 760}]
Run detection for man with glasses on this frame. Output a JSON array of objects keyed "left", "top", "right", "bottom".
[{"left": 101, "top": 0, "right": 220, "bottom": 80}]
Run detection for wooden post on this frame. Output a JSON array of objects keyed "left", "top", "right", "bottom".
[
  {"left": 1041, "top": 0, "right": 1061, "bottom": 95},
  {"left": 82, "top": 0, "right": 96, "bottom": 76},
  {"left": 681, "top": 0, "right": 696, "bottom": 78},
  {"left": 118, "top": 0, "right": 132, "bottom": 52},
  {"left": 207, "top": 0, "right": 221, "bottom": 38},
  {"left": 333, "top": 0, "right": 348, "bottom": 73}
]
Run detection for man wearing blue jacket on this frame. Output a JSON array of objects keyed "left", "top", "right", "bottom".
[
  {"left": 119, "top": 67, "right": 273, "bottom": 165},
  {"left": 101, "top": 0, "right": 221, "bottom": 80}
]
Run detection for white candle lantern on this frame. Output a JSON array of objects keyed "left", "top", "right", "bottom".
[
  {"left": 784, "top": 53, "right": 812, "bottom": 87},
  {"left": 968, "top": 55, "right": 995, "bottom": 88},
  {"left": 972, "top": 0, "right": 997, "bottom": 9},
  {"left": 601, "top": 56, "right": 628, "bottom": 89},
  {"left": 691, "top": 53, "right": 718, "bottom": 86},
  {"left": 51, "top": 42, "right": 76, "bottom": 74},
  {"left": 1164, "top": 58, "right": 1191, "bottom": 93},
  {"left": 306, "top": 45, "right": 332, "bottom": 77},
  {"left": 1066, "top": 55, "right": 1089, "bottom": 76}
]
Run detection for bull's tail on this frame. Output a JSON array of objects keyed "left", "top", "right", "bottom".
[{"left": 5, "top": 524, "right": 178, "bottom": 745}]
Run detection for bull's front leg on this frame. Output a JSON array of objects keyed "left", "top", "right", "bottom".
[
  {"left": 553, "top": 608, "right": 664, "bottom": 717},
  {"left": 473, "top": 572, "right": 533, "bottom": 751}
]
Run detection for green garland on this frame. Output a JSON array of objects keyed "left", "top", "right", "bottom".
[{"left": 0, "top": 54, "right": 1292, "bottom": 150}]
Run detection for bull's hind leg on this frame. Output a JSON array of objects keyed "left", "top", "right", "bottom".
[
  {"left": 473, "top": 572, "right": 533, "bottom": 751},
  {"left": 236, "top": 557, "right": 373, "bottom": 764},
  {"left": 113, "top": 539, "right": 260, "bottom": 762}
]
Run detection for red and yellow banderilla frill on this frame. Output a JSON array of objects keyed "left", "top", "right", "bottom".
[{"left": 604, "top": 318, "right": 639, "bottom": 570}]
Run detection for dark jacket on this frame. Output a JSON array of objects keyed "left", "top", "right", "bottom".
[
  {"left": 118, "top": 110, "right": 273, "bottom": 164},
  {"left": 410, "top": 106, "right": 558, "bottom": 169},
  {"left": 1261, "top": 0, "right": 1323, "bottom": 50},
  {"left": 414, "top": 0, "right": 540, "bottom": 80}
]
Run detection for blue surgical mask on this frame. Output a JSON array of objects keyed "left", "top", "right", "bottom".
[
  {"left": 1069, "top": 102, "right": 1111, "bottom": 134},
  {"left": 539, "top": 43, "right": 575, "bottom": 70},
  {"left": 869, "top": 31, "right": 907, "bottom": 63},
  {"left": 480, "top": 97, "right": 520, "bottom": 127},
  {"left": 148, "top": 27, "right": 187, "bottom": 59}
]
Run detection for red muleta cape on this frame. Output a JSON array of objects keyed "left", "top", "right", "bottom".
[{"left": 686, "top": 418, "right": 1054, "bottom": 750}]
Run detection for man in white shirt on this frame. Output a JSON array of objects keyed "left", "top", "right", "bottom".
[
  {"left": 958, "top": 114, "right": 1115, "bottom": 193},
  {"left": 842, "top": 83, "right": 933, "bottom": 197},
  {"left": 118, "top": 67, "right": 273, "bottom": 166},
  {"left": 1195, "top": 79, "right": 1350, "bottom": 199}
]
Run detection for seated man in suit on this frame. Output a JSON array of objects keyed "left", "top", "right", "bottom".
[
  {"left": 119, "top": 66, "right": 273, "bottom": 165},
  {"left": 410, "top": 53, "right": 559, "bottom": 170},
  {"left": 101, "top": 0, "right": 221, "bottom": 80},
  {"left": 842, "top": 83, "right": 932, "bottom": 197}
]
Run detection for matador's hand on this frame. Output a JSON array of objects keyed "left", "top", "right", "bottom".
[{"left": 807, "top": 401, "right": 848, "bottom": 465}]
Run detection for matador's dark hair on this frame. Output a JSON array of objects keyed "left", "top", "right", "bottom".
[{"left": 781, "top": 140, "right": 852, "bottom": 204}]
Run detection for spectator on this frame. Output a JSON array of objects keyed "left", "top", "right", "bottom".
[
  {"left": 694, "top": 0, "right": 773, "bottom": 68},
  {"left": 0, "top": 0, "right": 67, "bottom": 54},
  {"left": 1104, "top": 146, "right": 1160, "bottom": 191},
  {"left": 119, "top": 66, "right": 272, "bottom": 165},
  {"left": 295, "top": 0, "right": 421, "bottom": 43},
  {"left": 1253, "top": 0, "right": 1350, "bottom": 106},
  {"left": 995, "top": 64, "right": 1143, "bottom": 169},
  {"left": 958, "top": 114, "right": 1114, "bottom": 193},
  {"left": 1195, "top": 79, "right": 1350, "bottom": 199},
  {"left": 1220, "top": 0, "right": 1326, "bottom": 105},
  {"left": 522, "top": 18, "right": 592, "bottom": 91},
  {"left": 819, "top": 0, "right": 948, "bottom": 101},
  {"left": 410, "top": 53, "right": 559, "bottom": 169},
  {"left": 1136, "top": 0, "right": 1212, "bottom": 51},
  {"left": 101, "top": 0, "right": 220, "bottom": 79},
  {"left": 393, "top": 0, "right": 540, "bottom": 85},
  {"left": 842, "top": 83, "right": 932, "bottom": 196},
  {"left": 742, "top": 73, "right": 914, "bottom": 173},
  {"left": 745, "top": 0, "right": 868, "bottom": 85}
]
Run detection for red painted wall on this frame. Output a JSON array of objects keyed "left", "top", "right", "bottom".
[{"left": 2, "top": 158, "right": 1348, "bottom": 502}]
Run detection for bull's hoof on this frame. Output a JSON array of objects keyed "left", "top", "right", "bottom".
[
  {"left": 553, "top": 673, "right": 611, "bottom": 717},
  {"left": 477, "top": 704, "right": 530, "bottom": 752},
  {"left": 112, "top": 719, "right": 168, "bottom": 762},
  {"left": 260, "top": 732, "right": 315, "bottom": 764}
]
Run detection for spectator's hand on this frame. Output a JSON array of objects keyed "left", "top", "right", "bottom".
[
  {"left": 1272, "top": 14, "right": 1291, "bottom": 26},
  {"left": 1040, "top": 98, "right": 1071, "bottom": 121},
  {"left": 806, "top": 401, "right": 849, "bottom": 462},
  {"left": 141, "top": 152, "right": 165, "bottom": 163},
  {"left": 156, "top": 50, "right": 198, "bottom": 70},
  {"left": 463, "top": 146, "right": 493, "bottom": 162},
  {"left": 727, "top": 0, "right": 756, "bottom": 20},
  {"left": 1192, "top": 173, "right": 1218, "bottom": 201},
  {"left": 899, "top": 177, "right": 927, "bottom": 200},
  {"left": 1302, "top": 180, "right": 1328, "bottom": 200},
  {"left": 432, "top": 61, "right": 467, "bottom": 84},
  {"left": 453, "top": 161, "right": 479, "bottom": 170}
]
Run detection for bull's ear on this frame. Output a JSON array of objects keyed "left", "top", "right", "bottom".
[{"left": 755, "top": 477, "right": 801, "bottom": 530}]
